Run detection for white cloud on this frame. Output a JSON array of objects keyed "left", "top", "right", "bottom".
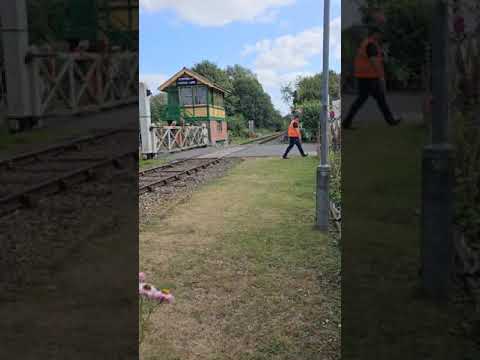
[
  {"left": 139, "top": 0, "right": 295, "bottom": 26},
  {"left": 139, "top": 73, "right": 168, "bottom": 94},
  {"left": 255, "top": 69, "right": 312, "bottom": 90},
  {"left": 243, "top": 17, "right": 341, "bottom": 72},
  {"left": 243, "top": 17, "right": 341, "bottom": 115},
  {"left": 253, "top": 9, "right": 280, "bottom": 24}
]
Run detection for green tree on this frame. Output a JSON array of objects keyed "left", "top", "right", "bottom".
[
  {"left": 150, "top": 93, "right": 167, "bottom": 123},
  {"left": 192, "top": 60, "right": 236, "bottom": 115},
  {"left": 281, "top": 72, "right": 340, "bottom": 112},
  {"left": 227, "top": 113, "right": 249, "bottom": 137},
  {"left": 192, "top": 61, "right": 283, "bottom": 130},
  {"left": 351, "top": 0, "right": 433, "bottom": 89},
  {"left": 192, "top": 60, "right": 232, "bottom": 90},
  {"left": 299, "top": 100, "right": 321, "bottom": 140}
]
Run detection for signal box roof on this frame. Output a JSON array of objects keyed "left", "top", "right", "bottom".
[{"left": 158, "top": 67, "right": 230, "bottom": 94}]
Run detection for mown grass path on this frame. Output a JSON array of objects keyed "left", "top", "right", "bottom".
[{"left": 140, "top": 157, "right": 340, "bottom": 360}]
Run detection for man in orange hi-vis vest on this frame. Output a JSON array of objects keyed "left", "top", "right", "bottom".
[
  {"left": 282, "top": 114, "right": 308, "bottom": 159},
  {"left": 342, "top": 25, "right": 401, "bottom": 129}
]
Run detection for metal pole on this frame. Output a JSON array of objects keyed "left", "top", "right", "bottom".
[
  {"left": 315, "top": 0, "right": 331, "bottom": 231},
  {"left": 431, "top": 0, "right": 449, "bottom": 144},
  {"left": 421, "top": 0, "right": 454, "bottom": 300},
  {"left": 0, "top": 0, "right": 33, "bottom": 132}
]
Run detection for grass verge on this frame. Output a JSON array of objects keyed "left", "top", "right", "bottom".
[
  {"left": 140, "top": 157, "right": 340, "bottom": 360},
  {"left": 342, "top": 122, "right": 477, "bottom": 359}
]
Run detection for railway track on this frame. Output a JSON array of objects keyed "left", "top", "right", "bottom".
[
  {"left": 239, "top": 132, "right": 285, "bottom": 145},
  {"left": 139, "top": 157, "right": 222, "bottom": 194},
  {"left": 138, "top": 132, "right": 286, "bottom": 195},
  {"left": 0, "top": 129, "right": 137, "bottom": 218}
]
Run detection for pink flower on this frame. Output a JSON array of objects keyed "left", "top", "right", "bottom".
[
  {"left": 139, "top": 272, "right": 146, "bottom": 282},
  {"left": 139, "top": 283, "right": 157, "bottom": 297},
  {"left": 163, "top": 293, "right": 175, "bottom": 304},
  {"left": 151, "top": 290, "right": 166, "bottom": 302}
]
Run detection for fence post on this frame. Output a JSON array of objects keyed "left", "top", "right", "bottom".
[
  {"left": 28, "top": 48, "right": 43, "bottom": 124},
  {"left": 168, "top": 129, "right": 172, "bottom": 151},
  {"left": 68, "top": 56, "right": 77, "bottom": 114},
  {"left": 95, "top": 56, "right": 101, "bottom": 107}
]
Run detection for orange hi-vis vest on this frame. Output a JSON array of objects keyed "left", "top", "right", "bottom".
[
  {"left": 288, "top": 120, "right": 300, "bottom": 138},
  {"left": 354, "top": 37, "right": 385, "bottom": 79}
]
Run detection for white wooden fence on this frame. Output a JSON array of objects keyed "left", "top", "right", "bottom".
[
  {"left": 151, "top": 125, "right": 207, "bottom": 153},
  {"left": 28, "top": 50, "right": 138, "bottom": 117}
]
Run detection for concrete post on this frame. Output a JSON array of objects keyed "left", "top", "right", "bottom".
[
  {"left": 0, "top": 0, "right": 33, "bottom": 132},
  {"left": 139, "top": 82, "right": 155, "bottom": 158}
]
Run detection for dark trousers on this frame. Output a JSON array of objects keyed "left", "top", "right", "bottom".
[
  {"left": 283, "top": 137, "right": 305, "bottom": 157},
  {"left": 342, "top": 78, "right": 395, "bottom": 127}
]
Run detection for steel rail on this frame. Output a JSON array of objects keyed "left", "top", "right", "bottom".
[
  {"left": 0, "top": 129, "right": 137, "bottom": 218},
  {"left": 0, "top": 128, "right": 134, "bottom": 168},
  {"left": 139, "top": 158, "right": 221, "bottom": 194},
  {"left": 239, "top": 132, "right": 285, "bottom": 145},
  {"left": 0, "top": 150, "right": 137, "bottom": 218}
]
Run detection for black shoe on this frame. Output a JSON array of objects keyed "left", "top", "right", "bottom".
[
  {"left": 389, "top": 117, "right": 402, "bottom": 126},
  {"left": 302, "top": 153, "right": 308, "bottom": 157},
  {"left": 282, "top": 156, "right": 288, "bottom": 159}
]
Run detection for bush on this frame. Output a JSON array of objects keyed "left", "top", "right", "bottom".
[
  {"left": 227, "top": 114, "right": 249, "bottom": 138},
  {"left": 299, "top": 100, "right": 321, "bottom": 140},
  {"left": 329, "top": 149, "right": 342, "bottom": 207},
  {"left": 454, "top": 112, "right": 480, "bottom": 244}
]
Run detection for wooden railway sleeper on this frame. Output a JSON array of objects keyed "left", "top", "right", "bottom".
[
  {"left": 112, "top": 158, "right": 123, "bottom": 169},
  {"left": 58, "top": 179, "right": 69, "bottom": 191},
  {"left": 19, "top": 194, "right": 38, "bottom": 208},
  {"left": 85, "top": 168, "right": 96, "bottom": 180}
]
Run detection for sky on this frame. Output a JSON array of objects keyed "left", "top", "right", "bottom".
[{"left": 139, "top": 0, "right": 341, "bottom": 115}]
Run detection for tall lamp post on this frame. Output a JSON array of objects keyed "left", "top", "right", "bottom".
[
  {"left": 316, "top": 0, "right": 331, "bottom": 231},
  {"left": 421, "top": 0, "right": 455, "bottom": 300}
]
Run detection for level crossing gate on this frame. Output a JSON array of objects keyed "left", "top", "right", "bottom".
[{"left": 29, "top": 49, "right": 138, "bottom": 117}]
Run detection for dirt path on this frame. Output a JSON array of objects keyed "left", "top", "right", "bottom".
[{"left": 140, "top": 157, "right": 340, "bottom": 360}]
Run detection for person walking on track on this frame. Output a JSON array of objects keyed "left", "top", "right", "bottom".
[
  {"left": 283, "top": 114, "right": 308, "bottom": 159},
  {"left": 342, "top": 25, "right": 401, "bottom": 129}
]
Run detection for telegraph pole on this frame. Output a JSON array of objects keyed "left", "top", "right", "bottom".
[
  {"left": 421, "top": 0, "right": 454, "bottom": 300},
  {"left": 315, "top": 0, "right": 331, "bottom": 231}
]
